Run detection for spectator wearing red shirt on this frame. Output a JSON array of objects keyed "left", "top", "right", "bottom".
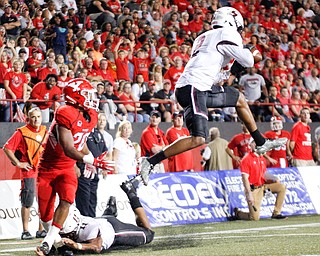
[
  {"left": 114, "top": 38, "right": 131, "bottom": 81},
  {"left": 30, "top": 74, "right": 61, "bottom": 123},
  {"left": 118, "top": 82, "right": 147, "bottom": 122},
  {"left": 107, "top": 0, "right": 122, "bottom": 16},
  {"left": 164, "top": 56, "right": 185, "bottom": 92},
  {"left": 0, "top": 45, "right": 13, "bottom": 88},
  {"left": 3, "top": 107, "right": 48, "bottom": 240},
  {"left": 83, "top": 57, "right": 101, "bottom": 82},
  {"left": 166, "top": 112, "right": 193, "bottom": 172},
  {"left": 3, "top": 59, "right": 28, "bottom": 122},
  {"left": 37, "top": 57, "right": 57, "bottom": 82},
  {"left": 264, "top": 117, "right": 292, "bottom": 168},
  {"left": 234, "top": 138, "right": 287, "bottom": 221},
  {"left": 130, "top": 41, "right": 156, "bottom": 82},
  {"left": 232, "top": 0, "right": 247, "bottom": 16},
  {"left": 140, "top": 110, "right": 169, "bottom": 173},
  {"left": 173, "top": 0, "right": 191, "bottom": 13},
  {"left": 269, "top": 40, "right": 288, "bottom": 63},
  {"left": 189, "top": 11, "right": 204, "bottom": 34},
  {"left": 179, "top": 11, "right": 190, "bottom": 35},
  {"left": 74, "top": 5, "right": 91, "bottom": 31},
  {"left": 289, "top": 108, "right": 316, "bottom": 166},
  {"left": 27, "top": 48, "right": 43, "bottom": 84},
  {"left": 57, "top": 64, "right": 72, "bottom": 93},
  {"left": 32, "top": 8, "right": 44, "bottom": 30},
  {"left": 98, "top": 58, "right": 116, "bottom": 86},
  {"left": 226, "top": 124, "right": 252, "bottom": 169}
]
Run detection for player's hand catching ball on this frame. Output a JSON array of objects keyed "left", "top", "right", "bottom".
[{"left": 250, "top": 46, "right": 262, "bottom": 63}]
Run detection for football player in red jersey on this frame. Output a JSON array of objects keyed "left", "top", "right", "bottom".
[
  {"left": 264, "top": 117, "right": 291, "bottom": 168},
  {"left": 36, "top": 78, "right": 115, "bottom": 255}
]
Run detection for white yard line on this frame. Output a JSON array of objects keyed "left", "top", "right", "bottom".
[
  {"left": 1, "top": 222, "right": 320, "bottom": 254},
  {"left": 155, "top": 222, "right": 320, "bottom": 239}
]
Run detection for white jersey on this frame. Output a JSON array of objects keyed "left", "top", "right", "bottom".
[
  {"left": 175, "top": 27, "right": 254, "bottom": 91},
  {"left": 60, "top": 205, "right": 115, "bottom": 250}
]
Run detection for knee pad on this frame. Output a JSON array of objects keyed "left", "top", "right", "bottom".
[{"left": 21, "top": 189, "right": 35, "bottom": 208}]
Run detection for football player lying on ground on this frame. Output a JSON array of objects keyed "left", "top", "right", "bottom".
[{"left": 52, "top": 175, "right": 154, "bottom": 255}]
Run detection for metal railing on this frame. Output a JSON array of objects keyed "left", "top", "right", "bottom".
[{"left": 2, "top": 99, "right": 320, "bottom": 122}]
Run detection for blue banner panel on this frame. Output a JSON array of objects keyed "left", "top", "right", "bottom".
[
  {"left": 266, "top": 167, "right": 316, "bottom": 216},
  {"left": 138, "top": 168, "right": 317, "bottom": 227},
  {"left": 138, "top": 172, "right": 232, "bottom": 227}
]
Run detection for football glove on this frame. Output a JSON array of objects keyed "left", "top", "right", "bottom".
[{"left": 93, "top": 152, "right": 115, "bottom": 172}]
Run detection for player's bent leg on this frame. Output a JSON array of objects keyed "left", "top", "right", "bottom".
[
  {"left": 235, "top": 92, "right": 258, "bottom": 133},
  {"left": 106, "top": 216, "right": 153, "bottom": 247}
]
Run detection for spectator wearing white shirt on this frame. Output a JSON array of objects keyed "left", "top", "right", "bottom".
[{"left": 113, "top": 120, "right": 137, "bottom": 175}]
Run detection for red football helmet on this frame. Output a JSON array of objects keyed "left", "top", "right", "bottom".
[
  {"left": 63, "top": 78, "right": 99, "bottom": 111},
  {"left": 270, "top": 116, "right": 283, "bottom": 131}
]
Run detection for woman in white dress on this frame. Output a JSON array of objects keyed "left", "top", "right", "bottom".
[{"left": 113, "top": 120, "right": 137, "bottom": 175}]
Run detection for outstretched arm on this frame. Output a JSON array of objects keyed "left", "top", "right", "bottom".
[{"left": 61, "top": 237, "right": 103, "bottom": 253}]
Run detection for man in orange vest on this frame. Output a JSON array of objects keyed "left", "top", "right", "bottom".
[{"left": 3, "top": 107, "right": 48, "bottom": 240}]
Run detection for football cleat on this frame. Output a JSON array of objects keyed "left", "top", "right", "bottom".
[
  {"left": 256, "top": 138, "right": 288, "bottom": 155},
  {"left": 37, "top": 241, "right": 50, "bottom": 255},
  {"left": 103, "top": 196, "right": 118, "bottom": 217},
  {"left": 120, "top": 176, "right": 141, "bottom": 200},
  {"left": 139, "top": 157, "right": 154, "bottom": 186},
  {"left": 271, "top": 214, "right": 288, "bottom": 220},
  {"left": 36, "top": 230, "right": 47, "bottom": 239},
  {"left": 21, "top": 231, "right": 33, "bottom": 240}
]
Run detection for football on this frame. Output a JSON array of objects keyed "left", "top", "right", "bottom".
[{"left": 251, "top": 47, "right": 262, "bottom": 63}]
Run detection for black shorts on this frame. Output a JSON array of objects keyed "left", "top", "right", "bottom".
[
  {"left": 101, "top": 216, "right": 154, "bottom": 247},
  {"left": 175, "top": 85, "right": 239, "bottom": 138},
  {"left": 21, "top": 178, "right": 35, "bottom": 208}
]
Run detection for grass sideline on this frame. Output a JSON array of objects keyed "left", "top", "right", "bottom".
[{"left": 0, "top": 215, "right": 320, "bottom": 256}]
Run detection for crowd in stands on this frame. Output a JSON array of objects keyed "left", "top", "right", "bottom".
[{"left": 0, "top": 0, "right": 319, "bottom": 124}]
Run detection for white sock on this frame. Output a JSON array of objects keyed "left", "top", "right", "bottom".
[
  {"left": 42, "top": 225, "right": 60, "bottom": 249},
  {"left": 42, "top": 220, "right": 52, "bottom": 232}
]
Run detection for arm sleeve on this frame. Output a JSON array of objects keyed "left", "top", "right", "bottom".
[{"left": 202, "top": 146, "right": 211, "bottom": 161}]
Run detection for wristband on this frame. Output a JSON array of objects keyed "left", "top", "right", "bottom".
[
  {"left": 252, "top": 50, "right": 260, "bottom": 57},
  {"left": 77, "top": 243, "right": 83, "bottom": 250},
  {"left": 83, "top": 152, "right": 94, "bottom": 165}
]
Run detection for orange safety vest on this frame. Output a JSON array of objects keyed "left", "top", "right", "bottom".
[{"left": 17, "top": 125, "right": 47, "bottom": 168}]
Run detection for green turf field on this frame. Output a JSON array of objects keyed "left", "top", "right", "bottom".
[{"left": 0, "top": 215, "right": 320, "bottom": 256}]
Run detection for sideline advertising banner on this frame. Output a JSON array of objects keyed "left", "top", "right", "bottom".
[
  {"left": 0, "top": 167, "right": 319, "bottom": 239},
  {"left": 138, "top": 167, "right": 318, "bottom": 227}
]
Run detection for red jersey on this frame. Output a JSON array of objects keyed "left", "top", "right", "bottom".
[
  {"left": 27, "top": 57, "right": 42, "bottom": 78},
  {"left": 140, "top": 125, "right": 168, "bottom": 157},
  {"left": 228, "top": 133, "right": 251, "bottom": 158},
  {"left": 166, "top": 126, "right": 193, "bottom": 172},
  {"left": 32, "top": 17, "right": 44, "bottom": 30},
  {"left": 37, "top": 67, "right": 57, "bottom": 81},
  {"left": 4, "top": 71, "right": 27, "bottom": 99},
  {"left": 119, "top": 93, "right": 135, "bottom": 108},
  {"left": 115, "top": 57, "right": 130, "bottom": 81},
  {"left": 189, "top": 20, "right": 203, "bottom": 33},
  {"left": 164, "top": 66, "right": 184, "bottom": 91},
  {"left": 290, "top": 122, "right": 313, "bottom": 160},
  {"left": 30, "top": 82, "right": 61, "bottom": 109},
  {"left": 0, "top": 62, "right": 12, "bottom": 84},
  {"left": 131, "top": 56, "right": 152, "bottom": 82},
  {"left": 3, "top": 124, "right": 47, "bottom": 178},
  {"left": 240, "top": 152, "right": 267, "bottom": 186},
  {"left": 57, "top": 76, "right": 72, "bottom": 92},
  {"left": 39, "top": 105, "right": 98, "bottom": 170},
  {"left": 264, "top": 130, "right": 291, "bottom": 168}
]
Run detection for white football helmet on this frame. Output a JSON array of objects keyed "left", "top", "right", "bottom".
[
  {"left": 270, "top": 116, "right": 283, "bottom": 131},
  {"left": 211, "top": 7, "right": 244, "bottom": 33}
]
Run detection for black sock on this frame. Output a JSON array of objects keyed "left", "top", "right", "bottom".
[
  {"left": 148, "top": 150, "right": 166, "bottom": 165},
  {"left": 130, "top": 196, "right": 142, "bottom": 211},
  {"left": 250, "top": 130, "right": 266, "bottom": 146}
]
